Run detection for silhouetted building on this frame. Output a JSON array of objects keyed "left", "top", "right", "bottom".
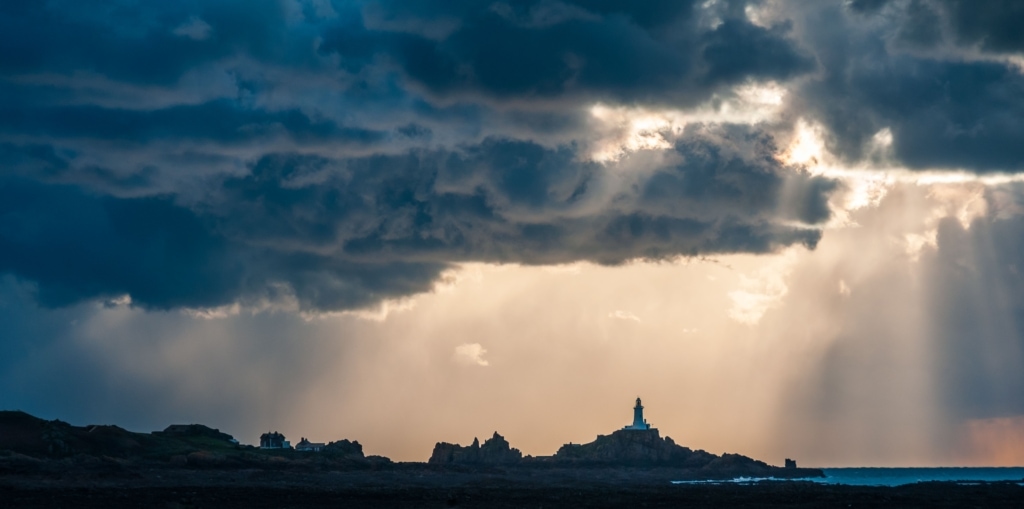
[
  {"left": 623, "top": 397, "right": 651, "bottom": 430},
  {"left": 259, "top": 431, "right": 291, "bottom": 449},
  {"left": 295, "top": 438, "right": 325, "bottom": 452},
  {"left": 785, "top": 458, "right": 797, "bottom": 469}
]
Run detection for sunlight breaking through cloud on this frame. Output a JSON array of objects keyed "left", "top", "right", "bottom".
[{"left": 588, "top": 82, "right": 787, "bottom": 162}]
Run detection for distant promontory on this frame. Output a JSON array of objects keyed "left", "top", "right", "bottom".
[
  {"left": 427, "top": 398, "right": 821, "bottom": 479},
  {"left": 1, "top": 398, "right": 822, "bottom": 481}
]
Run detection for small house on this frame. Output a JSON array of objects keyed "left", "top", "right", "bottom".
[
  {"left": 259, "top": 431, "right": 291, "bottom": 449},
  {"left": 295, "top": 437, "right": 325, "bottom": 452}
]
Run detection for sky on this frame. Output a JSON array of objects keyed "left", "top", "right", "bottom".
[{"left": 2, "top": 0, "right": 1024, "bottom": 467}]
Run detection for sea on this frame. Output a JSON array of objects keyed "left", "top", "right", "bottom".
[{"left": 672, "top": 467, "right": 1024, "bottom": 487}]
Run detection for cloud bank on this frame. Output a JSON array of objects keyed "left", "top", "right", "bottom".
[{"left": 1, "top": 0, "right": 837, "bottom": 312}]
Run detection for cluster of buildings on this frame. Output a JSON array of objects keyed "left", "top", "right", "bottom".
[{"left": 259, "top": 431, "right": 324, "bottom": 452}]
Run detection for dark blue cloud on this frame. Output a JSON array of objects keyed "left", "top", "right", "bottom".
[
  {"left": 942, "top": 0, "right": 1024, "bottom": 52},
  {"left": 645, "top": 126, "right": 836, "bottom": 225},
  {"left": 0, "top": 0, "right": 831, "bottom": 311},
  {"left": 795, "top": 3, "right": 1024, "bottom": 172},
  {"left": 319, "top": 0, "right": 811, "bottom": 104},
  {"left": 804, "top": 56, "right": 1024, "bottom": 171},
  {"left": 699, "top": 19, "right": 814, "bottom": 86},
  {"left": 0, "top": 100, "right": 385, "bottom": 145},
  {"left": 0, "top": 177, "right": 449, "bottom": 311},
  {"left": 848, "top": 0, "right": 1024, "bottom": 52},
  {"left": 2, "top": 0, "right": 811, "bottom": 105},
  {"left": 217, "top": 134, "right": 827, "bottom": 266},
  {"left": 0, "top": 179, "right": 241, "bottom": 309},
  {"left": 0, "top": 0, "right": 310, "bottom": 84},
  {"left": 0, "top": 129, "right": 830, "bottom": 311}
]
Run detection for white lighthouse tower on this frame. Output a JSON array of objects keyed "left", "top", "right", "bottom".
[{"left": 623, "top": 397, "right": 651, "bottom": 430}]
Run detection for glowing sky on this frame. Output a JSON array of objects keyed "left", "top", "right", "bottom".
[{"left": 3, "top": 0, "right": 1024, "bottom": 466}]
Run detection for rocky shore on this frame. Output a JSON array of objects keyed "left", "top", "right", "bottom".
[
  {"left": 4, "top": 410, "right": 1022, "bottom": 507},
  {"left": 428, "top": 428, "right": 823, "bottom": 481}
]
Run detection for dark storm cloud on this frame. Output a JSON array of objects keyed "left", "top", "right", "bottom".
[
  {"left": 0, "top": 0, "right": 813, "bottom": 107},
  {"left": 799, "top": 54, "right": 1024, "bottom": 171},
  {"left": 0, "top": 128, "right": 829, "bottom": 311},
  {"left": 0, "top": 0, "right": 313, "bottom": 84},
  {"left": 792, "top": 2, "right": 1024, "bottom": 172},
  {"left": 0, "top": 100, "right": 385, "bottom": 145},
  {"left": 941, "top": 0, "right": 1024, "bottom": 52},
  {"left": 846, "top": 0, "right": 1024, "bottom": 52},
  {"left": 642, "top": 124, "right": 835, "bottom": 226},
  {"left": 0, "top": 178, "right": 447, "bottom": 311},
  {"left": 848, "top": 0, "right": 891, "bottom": 12},
  {"left": 214, "top": 129, "right": 827, "bottom": 268},
  {"left": 0, "top": 0, "right": 833, "bottom": 311},
  {"left": 0, "top": 178, "right": 241, "bottom": 309},
  {"left": 320, "top": 0, "right": 812, "bottom": 104},
  {"left": 699, "top": 19, "right": 813, "bottom": 87}
]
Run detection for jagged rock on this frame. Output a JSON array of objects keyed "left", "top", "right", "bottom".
[
  {"left": 546, "top": 429, "right": 824, "bottom": 478},
  {"left": 323, "top": 439, "right": 364, "bottom": 458},
  {"left": 155, "top": 424, "right": 236, "bottom": 444},
  {"left": 553, "top": 428, "right": 717, "bottom": 466},
  {"left": 428, "top": 432, "right": 523, "bottom": 465}
]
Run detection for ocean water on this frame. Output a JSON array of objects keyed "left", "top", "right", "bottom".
[
  {"left": 672, "top": 467, "right": 1024, "bottom": 487},
  {"left": 816, "top": 467, "right": 1024, "bottom": 486}
]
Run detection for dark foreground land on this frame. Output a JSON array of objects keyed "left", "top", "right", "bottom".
[
  {"left": 3, "top": 468, "right": 1024, "bottom": 508},
  {"left": 2, "top": 410, "right": 1022, "bottom": 507}
]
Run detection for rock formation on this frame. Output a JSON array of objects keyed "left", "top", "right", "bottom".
[
  {"left": 323, "top": 438, "right": 364, "bottom": 458},
  {"left": 155, "top": 424, "right": 236, "bottom": 443},
  {"left": 428, "top": 432, "right": 523, "bottom": 465},
  {"left": 549, "top": 428, "right": 821, "bottom": 478},
  {"left": 553, "top": 428, "right": 716, "bottom": 466}
]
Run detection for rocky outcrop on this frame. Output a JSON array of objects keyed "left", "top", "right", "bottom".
[
  {"left": 548, "top": 428, "right": 823, "bottom": 478},
  {"left": 428, "top": 432, "right": 523, "bottom": 465},
  {"left": 155, "top": 424, "right": 236, "bottom": 443},
  {"left": 323, "top": 439, "right": 364, "bottom": 458},
  {"left": 553, "top": 428, "right": 717, "bottom": 466}
]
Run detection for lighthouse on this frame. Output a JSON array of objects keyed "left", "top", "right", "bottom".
[{"left": 623, "top": 397, "right": 651, "bottom": 430}]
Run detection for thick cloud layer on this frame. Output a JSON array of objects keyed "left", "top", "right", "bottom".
[
  {"left": 794, "top": 1, "right": 1024, "bottom": 171},
  {"left": 0, "top": 0, "right": 830, "bottom": 311},
  {"left": 319, "top": 0, "right": 813, "bottom": 103},
  {"left": 849, "top": 0, "right": 1024, "bottom": 52},
  {"left": 0, "top": 126, "right": 827, "bottom": 311},
  {"left": 3, "top": 0, "right": 1024, "bottom": 312}
]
